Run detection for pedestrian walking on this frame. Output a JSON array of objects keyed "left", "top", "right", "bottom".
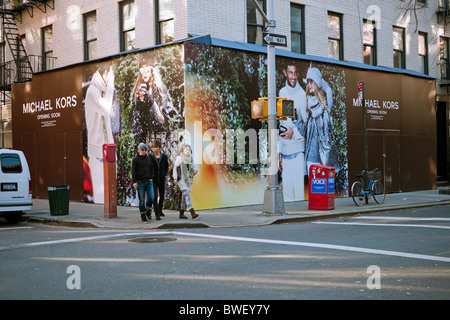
[
  {"left": 173, "top": 145, "right": 199, "bottom": 219},
  {"left": 131, "top": 143, "right": 155, "bottom": 223},
  {"left": 150, "top": 139, "right": 169, "bottom": 220}
]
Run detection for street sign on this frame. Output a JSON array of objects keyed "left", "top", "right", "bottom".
[
  {"left": 357, "top": 80, "right": 365, "bottom": 103},
  {"left": 262, "top": 33, "right": 287, "bottom": 47}
]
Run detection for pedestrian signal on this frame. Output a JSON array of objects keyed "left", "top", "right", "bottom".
[
  {"left": 277, "top": 98, "right": 294, "bottom": 118},
  {"left": 251, "top": 98, "right": 294, "bottom": 120},
  {"left": 251, "top": 99, "right": 268, "bottom": 119}
]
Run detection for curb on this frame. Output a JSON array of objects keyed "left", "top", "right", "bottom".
[
  {"left": 23, "top": 199, "right": 450, "bottom": 229},
  {"left": 24, "top": 217, "right": 99, "bottom": 229},
  {"left": 272, "top": 200, "right": 450, "bottom": 224}
]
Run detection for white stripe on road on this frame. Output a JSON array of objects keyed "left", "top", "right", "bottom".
[
  {"left": 353, "top": 216, "right": 450, "bottom": 221},
  {"left": 0, "top": 231, "right": 172, "bottom": 251},
  {"left": 2, "top": 229, "right": 449, "bottom": 264},
  {"left": 312, "top": 221, "right": 450, "bottom": 230},
  {"left": 0, "top": 226, "right": 33, "bottom": 231},
  {"left": 172, "top": 231, "right": 450, "bottom": 263}
]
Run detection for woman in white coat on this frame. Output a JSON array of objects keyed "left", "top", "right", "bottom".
[
  {"left": 173, "top": 145, "right": 199, "bottom": 219},
  {"left": 84, "top": 65, "right": 115, "bottom": 204}
]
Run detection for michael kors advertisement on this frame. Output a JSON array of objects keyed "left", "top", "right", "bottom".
[
  {"left": 11, "top": 40, "right": 437, "bottom": 207},
  {"left": 12, "top": 66, "right": 83, "bottom": 200},
  {"left": 13, "top": 66, "right": 82, "bottom": 134}
]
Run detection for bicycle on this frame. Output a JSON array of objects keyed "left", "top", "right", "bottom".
[{"left": 351, "top": 168, "right": 385, "bottom": 206}]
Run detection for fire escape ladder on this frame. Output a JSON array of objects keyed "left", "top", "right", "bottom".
[{"left": 2, "top": 11, "right": 33, "bottom": 83}]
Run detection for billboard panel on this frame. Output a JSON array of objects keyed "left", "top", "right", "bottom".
[
  {"left": 12, "top": 40, "right": 436, "bottom": 209},
  {"left": 12, "top": 67, "right": 83, "bottom": 200},
  {"left": 184, "top": 42, "right": 349, "bottom": 209},
  {"left": 81, "top": 44, "right": 186, "bottom": 206}
]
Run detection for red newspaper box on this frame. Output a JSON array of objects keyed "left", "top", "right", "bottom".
[
  {"left": 102, "top": 144, "right": 116, "bottom": 162},
  {"left": 308, "top": 164, "right": 335, "bottom": 210},
  {"left": 102, "top": 144, "right": 117, "bottom": 218}
]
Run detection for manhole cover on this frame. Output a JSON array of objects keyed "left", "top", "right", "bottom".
[{"left": 128, "top": 237, "right": 177, "bottom": 243}]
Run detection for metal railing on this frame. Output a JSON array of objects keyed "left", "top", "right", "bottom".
[
  {"left": 2, "top": 0, "right": 49, "bottom": 11},
  {"left": 0, "top": 55, "right": 57, "bottom": 88}
]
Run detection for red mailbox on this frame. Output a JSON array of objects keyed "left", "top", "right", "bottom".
[
  {"left": 102, "top": 144, "right": 116, "bottom": 162},
  {"left": 308, "top": 164, "right": 335, "bottom": 210}
]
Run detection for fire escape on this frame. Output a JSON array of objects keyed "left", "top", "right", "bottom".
[
  {"left": 438, "top": 0, "right": 450, "bottom": 87},
  {"left": 0, "top": 0, "right": 55, "bottom": 147}
]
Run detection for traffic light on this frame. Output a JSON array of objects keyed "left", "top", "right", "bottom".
[
  {"left": 277, "top": 98, "right": 294, "bottom": 118},
  {"left": 251, "top": 99, "right": 268, "bottom": 119},
  {"left": 251, "top": 98, "right": 294, "bottom": 120}
]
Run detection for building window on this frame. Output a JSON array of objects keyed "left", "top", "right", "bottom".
[
  {"left": 120, "top": 0, "right": 136, "bottom": 52},
  {"left": 0, "top": 118, "right": 12, "bottom": 149},
  {"left": 328, "top": 12, "right": 343, "bottom": 61},
  {"left": 440, "top": 37, "right": 450, "bottom": 79},
  {"left": 156, "top": 0, "right": 174, "bottom": 44},
  {"left": 0, "top": 97, "right": 12, "bottom": 149},
  {"left": 84, "top": 12, "right": 97, "bottom": 61},
  {"left": 418, "top": 32, "right": 428, "bottom": 75},
  {"left": 0, "top": 41, "right": 11, "bottom": 148},
  {"left": 363, "top": 19, "right": 376, "bottom": 66},
  {"left": 247, "top": 0, "right": 266, "bottom": 45},
  {"left": 290, "top": 4, "right": 305, "bottom": 54},
  {"left": 41, "top": 26, "right": 53, "bottom": 71},
  {"left": 393, "top": 27, "right": 405, "bottom": 69}
]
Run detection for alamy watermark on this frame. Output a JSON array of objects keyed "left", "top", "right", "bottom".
[
  {"left": 366, "top": 265, "right": 381, "bottom": 290},
  {"left": 66, "top": 265, "right": 81, "bottom": 290},
  {"left": 367, "top": 5, "right": 381, "bottom": 29},
  {"left": 170, "top": 120, "right": 279, "bottom": 175}
]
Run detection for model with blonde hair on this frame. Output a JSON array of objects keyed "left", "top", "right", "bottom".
[{"left": 304, "top": 66, "right": 334, "bottom": 170}]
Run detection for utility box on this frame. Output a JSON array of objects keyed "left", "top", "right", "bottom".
[
  {"left": 102, "top": 144, "right": 116, "bottom": 162},
  {"left": 308, "top": 164, "right": 335, "bottom": 210}
]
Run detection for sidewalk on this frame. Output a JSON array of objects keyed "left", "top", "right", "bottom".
[{"left": 23, "top": 189, "right": 450, "bottom": 230}]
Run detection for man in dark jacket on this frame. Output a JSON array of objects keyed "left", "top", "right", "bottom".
[
  {"left": 131, "top": 143, "right": 155, "bottom": 223},
  {"left": 150, "top": 139, "right": 169, "bottom": 220}
]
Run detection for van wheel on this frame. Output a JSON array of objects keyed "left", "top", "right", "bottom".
[{"left": 4, "top": 213, "right": 24, "bottom": 224}]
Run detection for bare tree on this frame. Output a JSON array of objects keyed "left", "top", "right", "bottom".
[{"left": 398, "top": 0, "right": 428, "bottom": 33}]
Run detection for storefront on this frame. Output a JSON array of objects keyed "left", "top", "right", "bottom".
[{"left": 12, "top": 36, "right": 437, "bottom": 210}]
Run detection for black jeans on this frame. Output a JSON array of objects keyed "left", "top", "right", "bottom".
[{"left": 152, "top": 181, "right": 165, "bottom": 214}]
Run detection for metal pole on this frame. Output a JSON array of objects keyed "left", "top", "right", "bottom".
[
  {"left": 361, "top": 81, "right": 369, "bottom": 204},
  {"left": 361, "top": 82, "right": 368, "bottom": 174},
  {"left": 261, "top": 0, "right": 285, "bottom": 215}
]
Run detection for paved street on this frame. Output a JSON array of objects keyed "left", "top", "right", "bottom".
[{"left": 1, "top": 205, "right": 449, "bottom": 302}]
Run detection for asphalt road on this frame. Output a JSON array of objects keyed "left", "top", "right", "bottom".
[{"left": 0, "top": 205, "right": 449, "bottom": 302}]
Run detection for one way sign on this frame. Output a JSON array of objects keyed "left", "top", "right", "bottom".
[{"left": 262, "top": 33, "right": 287, "bottom": 47}]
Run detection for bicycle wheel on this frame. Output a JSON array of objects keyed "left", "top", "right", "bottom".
[
  {"left": 351, "top": 181, "right": 365, "bottom": 206},
  {"left": 372, "top": 180, "right": 385, "bottom": 204}
]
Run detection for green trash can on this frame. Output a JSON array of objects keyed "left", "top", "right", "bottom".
[{"left": 48, "top": 185, "right": 70, "bottom": 216}]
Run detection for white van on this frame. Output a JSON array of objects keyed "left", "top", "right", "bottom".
[{"left": 0, "top": 149, "right": 32, "bottom": 223}]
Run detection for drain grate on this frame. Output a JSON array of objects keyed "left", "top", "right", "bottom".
[{"left": 128, "top": 237, "right": 177, "bottom": 243}]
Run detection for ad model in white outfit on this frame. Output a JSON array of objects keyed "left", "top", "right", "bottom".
[
  {"left": 278, "top": 63, "right": 306, "bottom": 202},
  {"left": 84, "top": 66, "right": 115, "bottom": 204}
]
